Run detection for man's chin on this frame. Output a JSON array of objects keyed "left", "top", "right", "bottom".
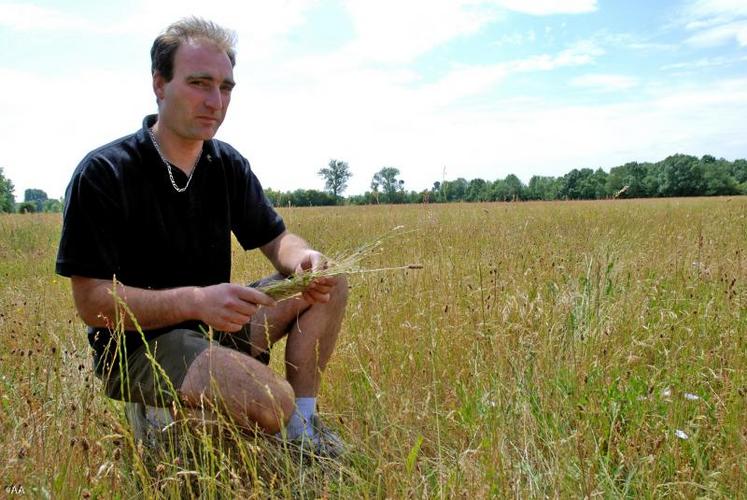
[
  {"left": 176, "top": 121, "right": 221, "bottom": 142},
  {"left": 194, "top": 126, "right": 220, "bottom": 141}
]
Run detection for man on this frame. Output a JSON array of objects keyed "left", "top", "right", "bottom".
[{"left": 56, "top": 17, "right": 348, "bottom": 457}]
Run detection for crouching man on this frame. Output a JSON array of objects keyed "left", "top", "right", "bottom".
[{"left": 55, "top": 17, "right": 348, "bottom": 457}]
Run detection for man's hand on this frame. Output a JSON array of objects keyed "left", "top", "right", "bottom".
[
  {"left": 295, "top": 249, "right": 336, "bottom": 304},
  {"left": 70, "top": 276, "right": 276, "bottom": 332},
  {"left": 260, "top": 231, "right": 339, "bottom": 304},
  {"left": 191, "top": 283, "right": 276, "bottom": 332}
]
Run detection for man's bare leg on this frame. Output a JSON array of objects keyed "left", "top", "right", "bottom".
[
  {"left": 248, "top": 274, "right": 348, "bottom": 397},
  {"left": 179, "top": 346, "right": 295, "bottom": 434},
  {"left": 178, "top": 275, "right": 346, "bottom": 437}
]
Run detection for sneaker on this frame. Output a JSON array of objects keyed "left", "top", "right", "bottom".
[
  {"left": 124, "top": 402, "right": 174, "bottom": 451},
  {"left": 288, "top": 414, "right": 347, "bottom": 459}
]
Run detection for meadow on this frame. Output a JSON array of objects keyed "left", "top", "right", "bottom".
[{"left": 0, "top": 197, "right": 745, "bottom": 498}]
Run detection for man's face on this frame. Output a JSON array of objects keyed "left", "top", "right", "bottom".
[{"left": 153, "top": 38, "right": 235, "bottom": 142}]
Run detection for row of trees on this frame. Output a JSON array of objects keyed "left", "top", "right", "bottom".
[
  {"left": 278, "top": 154, "right": 745, "bottom": 206},
  {"left": 0, "top": 169, "right": 63, "bottom": 213},
  {"left": 2, "top": 154, "right": 745, "bottom": 213}
]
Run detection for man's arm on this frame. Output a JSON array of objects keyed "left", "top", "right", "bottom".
[
  {"left": 259, "top": 231, "right": 337, "bottom": 303},
  {"left": 71, "top": 276, "right": 275, "bottom": 332}
]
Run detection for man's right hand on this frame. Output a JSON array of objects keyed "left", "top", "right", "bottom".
[
  {"left": 190, "top": 283, "right": 276, "bottom": 332},
  {"left": 70, "top": 276, "right": 275, "bottom": 333}
]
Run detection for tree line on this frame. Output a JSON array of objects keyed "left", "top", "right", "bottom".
[
  {"left": 266, "top": 154, "right": 747, "bottom": 207},
  {"left": 1, "top": 154, "right": 745, "bottom": 213},
  {"left": 0, "top": 170, "right": 63, "bottom": 214}
]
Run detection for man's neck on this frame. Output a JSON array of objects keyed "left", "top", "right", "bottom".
[{"left": 151, "top": 122, "right": 203, "bottom": 174}]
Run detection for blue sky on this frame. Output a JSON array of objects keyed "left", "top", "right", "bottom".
[{"left": 1, "top": 0, "right": 746, "bottom": 198}]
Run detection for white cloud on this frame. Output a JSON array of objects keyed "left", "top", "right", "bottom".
[
  {"left": 683, "top": 0, "right": 747, "bottom": 19},
  {"left": 492, "top": 0, "right": 597, "bottom": 16},
  {"left": 592, "top": 32, "right": 677, "bottom": 52},
  {"left": 0, "top": 2, "right": 91, "bottom": 31},
  {"left": 661, "top": 54, "right": 747, "bottom": 71},
  {"left": 686, "top": 20, "right": 747, "bottom": 47},
  {"left": 337, "top": 0, "right": 598, "bottom": 67},
  {"left": 570, "top": 73, "right": 639, "bottom": 92},
  {"left": 0, "top": 1, "right": 319, "bottom": 61},
  {"left": 108, "top": 1, "right": 319, "bottom": 62},
  {"left": 0, "top": 68, "right": 153, "bottom": 199},
  {"left": 681, "top": 0, "right": 747, "bottom": 47},
  {"left": 492, "top": 29, "right": 537, "bottom": 47},
  {"left": 342, "top": 0, "right": 498, "bottom": 63}
]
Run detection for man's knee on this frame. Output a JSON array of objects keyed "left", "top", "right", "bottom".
[
  {"left": 252, "top": 377, "right": 295, "bottom": 434},
  {"left": 180, "top": 348, "right": 295, "bottom": 433},
  {"left": 329, "top": 274, "right": 349, "bottom": 307}
]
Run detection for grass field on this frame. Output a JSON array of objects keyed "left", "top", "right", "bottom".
[{"left": 1, "top": 197, "right": 745, "bottom": 498}]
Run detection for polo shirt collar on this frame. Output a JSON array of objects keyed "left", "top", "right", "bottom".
[{"left": 140, "top": 114, "right": 218, "bottom": 164}]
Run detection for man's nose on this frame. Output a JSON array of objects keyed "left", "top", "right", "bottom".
[{"left": 204, "top": 86, "right": 222, "bottom": 110}]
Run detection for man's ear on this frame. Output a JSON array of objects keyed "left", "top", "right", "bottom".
[{"left": 152, "top": 71, "right": 166, "bottom": 102}]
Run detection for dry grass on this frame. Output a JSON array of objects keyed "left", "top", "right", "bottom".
[
  {"left": 1, "top": 197, "right": 745, "bottom": 498},
  {"left": 253, "top": 230, "right": 413, "bottom": 301}
]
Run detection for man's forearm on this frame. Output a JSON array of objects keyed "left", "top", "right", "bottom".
[
  {"left": 261, "top": 231, "right": 313, "bottom": 275},
  {"left": 71, "top": 276, "right": 197, "bottom": 330}
]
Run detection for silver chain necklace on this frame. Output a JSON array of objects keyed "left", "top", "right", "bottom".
[{"left": 148, "top": 127, "right": 201, "bottom": 193}]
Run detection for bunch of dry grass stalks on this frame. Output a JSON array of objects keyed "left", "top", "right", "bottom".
[{"left": 254, "top": 227, "right": 422, "bottom": 301}]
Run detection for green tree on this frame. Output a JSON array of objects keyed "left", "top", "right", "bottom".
[
  {"left": 0, "top": 167, "right": 15, "bottom": 213},
  {"left": 490, "top": 179, "right": 510, "bottom": 201},
  {"left": 658, "top": 154, "right": 704, "bottom": 197},
  {"left": 431, "top": 181, "right": 442, "bottom": 202},
  {"left": 703, "top": 159, "right": 739, "bottom": 196},
  {"left": 578, "top": 168, "right": 609, "bottom": 199},
  {"left": 607, "top": 162, "right": 652, "bottom": 198},
  {"left": 466, "top": 178, "right": 488, "bottom": 201},
  {"left": 642, "top": 163, "right": 664, "bottom": 197},
  {"left": 526, "top": 176, "right": 560, "bottom": 200},
  {"left": 263, "top": 187, "right": 283, "bottom": 207},
  {"left": 318, "top": 159, "right": 352, "bottom": 201},
  {"left": 558, "top": 169, "right": 589, "bottom": 199},
  {"left": 504, "top": 174, "right": 525, "bottom": 201},
  {"left": 730, "top": 159, "right": 747, "bottom": 183},
  {"left": 264, "top": 187, "right": 338, "bottom": 206},
  {"left": 371, "top": 167, "right": 405, "bottom": 203},
  {"left": 441, "top": 178, "right": 468, "bottom": 201},
  {"left": 290, "top": 189, "right": 336, "bottom": 206},
  {"left": 42, "top": 198, "right": 64, "bottom": 213},
  {"left": 558, "top": 168, "right": 608, "bottom": 199},
  {"left": 24, "top": 188, "right": 48, "bottom": 212},
  {"left": 18, "top": 201, "right": 36, "bottom": 213}
]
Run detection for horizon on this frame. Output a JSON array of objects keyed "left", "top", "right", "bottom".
[{"left": 1, "top": 0, "right": 746, "bottom": 199}]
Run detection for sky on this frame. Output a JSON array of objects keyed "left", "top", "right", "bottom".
[{"left": 1, "top": 0, "right": 746, "bottom": 199}]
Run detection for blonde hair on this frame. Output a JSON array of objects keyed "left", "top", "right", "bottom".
[{"left": 150, "top": 17, "right": 237, "bottom": 81}]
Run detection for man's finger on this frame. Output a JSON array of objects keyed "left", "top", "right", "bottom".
[
  {"left": 309, "top": 277, "right": 335, "bottom": 291},
  {"left": 303, "top": 289, "right": 331, "bottom": 304},
  {"left": 223, "top": 321, "right": 243, "bottom": 333},
  {"left": 237, "top": 285, "right": 276, "bottom": 307}
]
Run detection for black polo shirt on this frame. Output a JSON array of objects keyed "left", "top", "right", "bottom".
[{"left": 56, "top": 115, "right": 285, "bottom": 361}]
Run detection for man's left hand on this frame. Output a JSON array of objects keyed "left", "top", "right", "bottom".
[{"left": 295, "top": 250, "right": 336, "bottom": 304}]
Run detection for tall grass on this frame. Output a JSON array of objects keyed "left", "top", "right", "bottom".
[{"left": 1, "top": 198, "right": 745, "bottom": 497}]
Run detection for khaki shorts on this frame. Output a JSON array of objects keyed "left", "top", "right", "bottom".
[
  {"left": 101, "top": 276, "right": 281, "bottom": 406},
  {"left": 101, "top": 326, "right": 271, "bottom": 407}
]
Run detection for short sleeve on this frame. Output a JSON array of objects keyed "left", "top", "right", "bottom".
[
  {"left": 56, "top": 157, "right": 126, "bottom": 279},
  {"left": 228, "top": 155, "right": 285, "bottom": 250}
]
